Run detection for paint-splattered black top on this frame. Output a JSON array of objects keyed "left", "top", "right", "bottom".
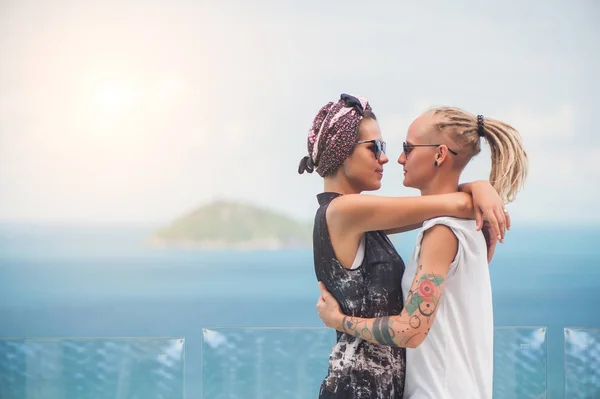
[{"left": 314, "top": 192, "right": 406, "bottom": 399}]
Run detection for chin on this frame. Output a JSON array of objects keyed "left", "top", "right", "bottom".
[
  {"left": 403, "top": 178, "right": 417, "bottom": 190},
  {"left": 365, "top": 181, "right": 382, "bottom": 191}
]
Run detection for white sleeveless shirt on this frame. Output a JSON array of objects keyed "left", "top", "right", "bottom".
[{"left": 401, "top": 217, "right": 494, "bottom": 399}]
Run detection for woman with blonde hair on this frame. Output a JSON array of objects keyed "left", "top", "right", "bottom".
[
  {"left": 300, "top": 94, "right": 510, "bottom": 398},
  {"left": 317, "top": 106, "right": 528, "bottom": 398}
]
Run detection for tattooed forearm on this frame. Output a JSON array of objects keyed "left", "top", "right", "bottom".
[
  {"left": 341, "top": 315, "right": 410, "bottom": 347},
  {"left": 341, "top": 316, "right": 374, "bottom": 341},
  {"left": 336, "top": 267, "right": 446, "bottom": 348},
  {"left": 372, "top": 317, "right": 399, "bottom": 347}
]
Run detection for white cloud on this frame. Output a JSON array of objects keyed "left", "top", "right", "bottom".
[{"left": 501, "top": 104, "right": 575, "bottom": 141}]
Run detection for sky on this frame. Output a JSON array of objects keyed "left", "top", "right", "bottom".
[{"left": 0, "top": 0, "right": 599, "bottom": 226}]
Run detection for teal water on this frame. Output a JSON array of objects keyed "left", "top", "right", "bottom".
[{"left": 0, "top": 223, "right": 599, "bottom": 398}]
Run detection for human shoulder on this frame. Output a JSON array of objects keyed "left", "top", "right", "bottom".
[{"left": 418, "top": 220, "right": 459, "bottom": 267}]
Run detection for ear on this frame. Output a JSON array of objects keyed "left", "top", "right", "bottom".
[{"left": 435, "top": 145, "right": 451, "bottom": 166}]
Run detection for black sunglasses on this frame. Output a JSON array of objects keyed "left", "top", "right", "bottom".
[
  {"left": 357, "top": 139, "right": 386, "bottom": 160},
  {"left": 403, "top": 142, "right": 458, "bottom": 156}
]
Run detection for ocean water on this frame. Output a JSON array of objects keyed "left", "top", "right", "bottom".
[{"left": 0, "top": 223, "right": 599, "bottom": 398}]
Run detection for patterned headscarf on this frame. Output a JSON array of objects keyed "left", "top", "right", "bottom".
[{"left": 298, "top": 93, "right": 371, "bottom": 177}]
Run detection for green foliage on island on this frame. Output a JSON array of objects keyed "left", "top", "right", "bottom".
[{"left": 151, "top": 200, "right": 312, "bottom": 250}]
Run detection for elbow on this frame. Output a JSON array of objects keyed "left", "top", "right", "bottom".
[
  {"left": 459, "top": 193, "right": 474, "bottom": 214},
  {"left": 405, "top": 340, "right": 422, "bottom": 349},
  {"left": 404, "top": 332, "right": 427, "bottom": 349}
]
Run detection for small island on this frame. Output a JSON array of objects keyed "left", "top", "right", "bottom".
[{"left": 149, "top": 200, "right": 312, "bottom": 250}]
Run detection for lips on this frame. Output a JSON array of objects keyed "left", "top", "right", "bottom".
[{"left": 375, "top": 169, "right": 383, "bottom": 176}]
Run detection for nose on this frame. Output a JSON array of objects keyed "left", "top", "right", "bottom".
[
  {"left": 398, "top": 151, "right": 406, "bottom": 165},
  {"left": 379, "top": 152, "right": 389, "bottom": 165}
]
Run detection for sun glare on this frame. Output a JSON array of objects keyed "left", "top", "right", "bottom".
[{"left": 92, "top": 81, "right": 138, "bottom": 115}]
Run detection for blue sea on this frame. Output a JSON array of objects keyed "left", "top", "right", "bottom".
[{"left": 0, "top": 223, "right": 599, "bottom": 398}]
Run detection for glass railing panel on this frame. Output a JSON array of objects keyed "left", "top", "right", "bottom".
[
  {"left": 564, "top": 328, "right": 600, "bottom": 399},
  {"left": 493, "top": 327, "right": 547, "bottom": 399},
  {"left": 202, "top": 327, "right": 335, "bottom": 398},
  {"left": 0, "top": 337, "right": 185, "bottom": 399}
]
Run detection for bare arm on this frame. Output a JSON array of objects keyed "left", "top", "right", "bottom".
[
  {"left": 384, "top": 181, "right": 506, "bottom": 237},
  {"left": 317, "top": 225, "right": 458, "bottom": 348},
  {"left": 328, "top": 193, "right": 473, "bottom": 238}
]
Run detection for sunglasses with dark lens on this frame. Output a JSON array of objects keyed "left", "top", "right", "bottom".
[
  {"left": 403, "top": 142, "right": 458, "bottom": 156},
  {"left": 357, "top": 139, "right": 387, "bottom": 159}
]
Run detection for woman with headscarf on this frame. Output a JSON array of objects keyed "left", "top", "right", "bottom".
[
  {"left": 300, "top": 94, "right": 510, "bottom": 398},
  {"left": 314, "top": 104, "right": 527, "bottom": 399}
]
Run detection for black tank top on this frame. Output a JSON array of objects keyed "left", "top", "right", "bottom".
[{"left": 314, "top": 192, "right": 406, "bottom": 399}]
